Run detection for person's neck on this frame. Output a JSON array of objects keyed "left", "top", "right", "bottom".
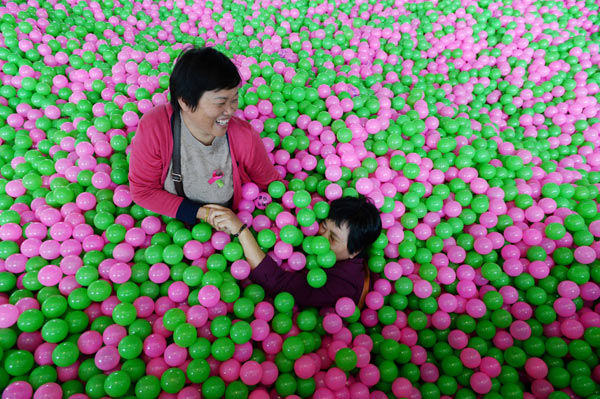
[{"left": 180, "top": 112, "right": 215, "bottom": 146}]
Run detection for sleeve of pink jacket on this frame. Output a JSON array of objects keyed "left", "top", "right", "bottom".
[
  {"left": 128, "top": 109, "right": 187, "bottom": 220},
  {"left": 241, "top": 120, "right": 282, "bottom": 190}
]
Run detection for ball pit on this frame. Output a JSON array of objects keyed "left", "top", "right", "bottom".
[{"left": 1, "top": 0, "right": 600, "bottom": 398}]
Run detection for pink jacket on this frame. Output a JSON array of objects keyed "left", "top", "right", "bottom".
[{"left": 129, "top": 104, "right": 281, "bottom": 223}]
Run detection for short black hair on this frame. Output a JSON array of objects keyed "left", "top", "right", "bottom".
[
  {"left": 169, "top": 46, "right": 241, "bottom": 114},
  {"left": 328, "top": 196, "right": 382, "bottom": 257}
]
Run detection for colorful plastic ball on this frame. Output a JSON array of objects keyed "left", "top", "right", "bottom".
[
  {"left": 201, "top": 376, "right": 226, "bottom": 399},
  {"left": 0, "top": 303, "right": 20, "bottom": 328},
  {"left": 133, "top": 376, "right": 160, "bottom": 399},
  {"left": 2, "top": 381, "right": 34, "bottom": 399},
  {"left": 161, "top": 368, "right": 186, "bottom": 394},
  {"left": 240, "top": 361, "right": 263, "bottom": 386},
  {"left": 335, "top": 348, "right": 357, "bottom": 371},
  {"left": 104, "top": 371, "right": 131, "bottom": 398},
  {"left": 470, "top": 372, "right": 492, "bottom": 394},
  {"left": 307, "top": 268, "right": 327, "bottom": 288}
]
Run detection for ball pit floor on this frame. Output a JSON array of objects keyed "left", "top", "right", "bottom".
[{"left": 1, "top": 0, "right": 600, "bottom": 398}]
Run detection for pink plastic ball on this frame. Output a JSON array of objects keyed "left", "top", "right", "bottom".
[
  {"left": 470, "top": 372, "right": 492, "bottom": 394},
  {"left": 78, "top": 331, "right": 103, "bottom": 355},
  {"left": 460, "top": 348, "right": 481, "bottom": 369},
  {"left": 33, "top": 383, "right": 62, "bottom": 399},
  {"left": 525, "top": 357, "right": 548, "bottom": 379},
  {"left": 0, "top": 304, "right": 19, "bottom": 328},
  {"left": 335, "top": 298, "right": 356, "bottom": 318},
  {"left": 198, "top": 285, "right": 220, "bottom": 308},
  {"left": 2, "top": 381, "right": 33, "bottom": 399},
  {"left": 122, "top": 111, "right": 139, "bottom": 127},
  {"left": 231, "top": 260, "right": 251, "bottom": 280},
  {"left": 167, "top": 281, "right": 190, "bottom": 303},
  {"left": 323, "top": 314, "right": 343, "bottom": 334},
  {"left": 164, "top": 343, "right": 188, "bottom": 367},
  {"left": 294, "top": 356, "right": 316, "bottom": 379},
  {"left": 38, "top": 265, "right": 63, "bottom": 287},
  {"left": 94, "top": 345, "right": 120, "bottom": 371}
]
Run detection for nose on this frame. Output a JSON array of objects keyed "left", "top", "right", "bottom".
[
  {"left": 318, "top": 222, "right": 327, "bottom": 237},
  {"left": 225, "top": 101, "right": 237, "bottom": 116}
]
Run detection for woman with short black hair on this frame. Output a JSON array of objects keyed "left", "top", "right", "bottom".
[{"left": 129, "top": 47, "right": 281, "bottom": 224}]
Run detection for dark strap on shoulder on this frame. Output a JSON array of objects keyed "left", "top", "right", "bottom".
[{"left": 171, "top": 112, "right": 185, "bottom": 198}]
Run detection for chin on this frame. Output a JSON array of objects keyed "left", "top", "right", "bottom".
[
  {"left": 211, "top": 127, "right": 228, "bottom": 136},
  {"left": 335, "top": 254, "right": 349, "bottom": 261}
]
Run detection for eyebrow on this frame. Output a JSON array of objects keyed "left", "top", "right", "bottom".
[{"left": 214, "top": 94, "right": 239, "bottom": 100}]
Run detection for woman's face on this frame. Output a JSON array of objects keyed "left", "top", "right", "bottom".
[
  {"left": 179, "top": 87, "right": 239, "bottom": 139},
  {"left": 319, "top": 219, "right": 356, "bottom": 261}
]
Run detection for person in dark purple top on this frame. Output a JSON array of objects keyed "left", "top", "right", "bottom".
[{"left": 202, "top": 197, "right": 382, "bottom": 308}]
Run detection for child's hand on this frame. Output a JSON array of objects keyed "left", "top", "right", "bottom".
[{"left": 204, "top": 204, "right": 244, "bottom": 235}]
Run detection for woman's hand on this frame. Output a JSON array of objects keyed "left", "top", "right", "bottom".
[
  {"left": 197, "top": 206, "right": 211, "bottom": 222},
  {"left": 203, "top": 204, "right": 244, "bottom": 235},
  {"left": 203, "top": 205, "right": 265, "bottom": 269}
]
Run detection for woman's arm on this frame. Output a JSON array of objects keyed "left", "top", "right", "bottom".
[
  {"left": 237, "top": 227, "right": 267, "bottom": 268},
  {"left": 203, "top": 205, "right": 266, "bottom": 267}
]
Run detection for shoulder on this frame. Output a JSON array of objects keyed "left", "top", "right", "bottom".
[
  {"left": 228, "top": 116, "right": 259, "bottom": 142},
  {"left": 328, "top": 257, "right": 364, "bottom": 280},
  {"left": 139, "top": 104, "right": 173, "bottom": 126},
  {"left": 325, "top": 258, "right": 365, "bottom": 304},
  {"left": 135, "top": 104, "right": 173, "bottom": 144},
  {"left": 338, "top": 257, "right": 365, "bottom": 269}
]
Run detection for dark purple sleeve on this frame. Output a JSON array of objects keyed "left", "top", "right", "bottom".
[{"left": 249, "top": 256, "right": 362, "bottom": 308}]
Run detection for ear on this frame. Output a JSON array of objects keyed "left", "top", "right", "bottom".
[
  {"left": 348, "top": 251, "right": 360, "bottom": 259},
  {"left": 177, "top": 98, "right": 190, "bottom": 112}
]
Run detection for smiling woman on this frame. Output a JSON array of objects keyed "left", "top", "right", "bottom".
[{"left": 129, "top": 47, "right": 281, "bottom": 224}]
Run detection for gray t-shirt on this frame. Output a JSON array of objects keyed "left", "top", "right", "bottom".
[{"left": 164, "top": 115, "right": 234, "bottom": 207}]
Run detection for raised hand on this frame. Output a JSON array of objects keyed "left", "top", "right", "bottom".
[{"left": 203, "top": 204, "right": 244, "bottom": 235}]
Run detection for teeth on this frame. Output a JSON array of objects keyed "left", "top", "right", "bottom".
[{"left": 216, "top": 119, "right": 229, "bottom": 126}]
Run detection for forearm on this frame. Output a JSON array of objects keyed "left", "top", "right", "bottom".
[
  {"left": 238, "top": 228, "right": 266, "bottom": 269},
  {"left": 204, "top": 205, "right": 266, "bottom": 266},
  {"left": 130, "top": 183, "right": 182, "bottom": 219}
]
